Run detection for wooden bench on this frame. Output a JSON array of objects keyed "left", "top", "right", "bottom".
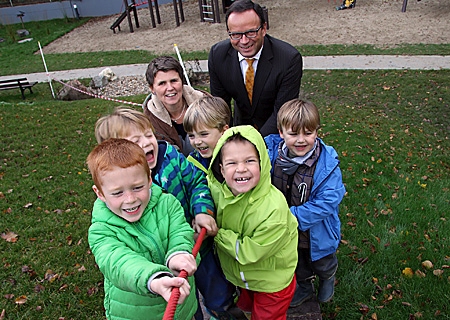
[{"left": 0, "top": 77, "right": 37, "bottom": 99}]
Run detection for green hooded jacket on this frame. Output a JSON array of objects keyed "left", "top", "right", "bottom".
[
  {"left": 88, "top": 183, "right": 197, "bottom": 320},
  {"left": 207, "top": 125, "right": 298, "bottom": 292}
]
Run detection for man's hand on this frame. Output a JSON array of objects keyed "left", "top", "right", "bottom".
[{"left": 150, "top": 276, "right": 191, "bottom": 304}]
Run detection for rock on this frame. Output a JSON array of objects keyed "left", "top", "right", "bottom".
[
  {"left": 57, "top": 80, "right": 93, "bottom": 101},
  {"left": 90, "top": 75, "right": 109, "bottom": 89},
  {"left": 99, "top": 67, "right": 117, "bottom": 81},
  {"left": 91, "top": 76, "right": 150, "bottom": 98},
  {"left": 16, "top": 29, "right": 29, "bottom": 37}
]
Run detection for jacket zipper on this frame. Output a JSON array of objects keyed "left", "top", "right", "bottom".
[{"left": 135, "top": 222, "right": 165, "bottom": 264}]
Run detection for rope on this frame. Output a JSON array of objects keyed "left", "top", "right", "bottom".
[
  {"left": 162, "top": 227, "right": 207, "bottom": 320},
  {"left": 52, "top": 77, "right": 142, "bottom": 107}
]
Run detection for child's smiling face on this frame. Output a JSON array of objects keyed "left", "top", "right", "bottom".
[
  {"left": 188, "top": 124, "right": 228, "bottom": 159},
  {"left": 93, "top": 164, "right": 151, "bottom": 223},
  {"left": 124, "top": 128, "right": 159, "bottom": 169},
  {"left": 279, "top": 127, "right": 318, "bottom": 158},
  {"left": 220, "top": 139, "right": 260, "bottom": 196}
]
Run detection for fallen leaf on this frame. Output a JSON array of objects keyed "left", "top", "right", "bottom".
[
  {"left": 34, "top": 284, "right": 45, "bottom": 293},
  {"left": 15, "top": 295, "right": 27, "bottom": 305},
  {"left": 0, "top": 309, "right": 5, "bottom": 320},
  {"left": 402, "top": 302, "right": 412, "bottom": 307},
  {"left": 1, "top": 231, "right": 18, "bottom": 243},
  {"left": 66, "top": 235, "right": 72, "bottom": 246},
  {"left": 415, "top": 270, "right": 426, "bottom": 278},
  {"left": 402, "top": 267, "right": 414, "bottom": 278},
  {"left": 422, "top": 260, "right": 433, "bottom": 269},
  {"left": 23, "top": 203, "right": 33, "bottom": 208},
  {"left": 359, "top": 303, "right": 370, "bottom": 315},
  {"left": 44, "top": 269, "right": 59, "bottom": 283},
  {"left": 21, "top": 265, "right": 30, "bottom": 273},
  {"left": 433, "top": 269, "right": 444, "bottom": 277}
]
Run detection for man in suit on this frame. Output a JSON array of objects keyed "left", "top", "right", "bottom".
[{"left": 208, "top": 0, "right": 303, "bottom": 136}]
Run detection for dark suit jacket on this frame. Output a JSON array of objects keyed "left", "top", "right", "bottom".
[{"left": 208, "top": 34, "right": 303, "bottom": 136}]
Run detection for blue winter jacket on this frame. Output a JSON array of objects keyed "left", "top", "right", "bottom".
[{"left": 265, "top": 134, "right": 346, "bottom": 261}]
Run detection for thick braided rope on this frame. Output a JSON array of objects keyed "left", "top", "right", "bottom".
[{"left": 162, "top": 228, "right": 207, "bottom": 320}]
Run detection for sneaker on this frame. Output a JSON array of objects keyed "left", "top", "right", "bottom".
[
  {"left": 289, "top": 281, "right": 314, "bottom": 308},
  {"left": 206, "top": 306, "right": 248, "bottom": 320},
  {"left": 317, "top": 276, "right": 335, "bottom": 303}
]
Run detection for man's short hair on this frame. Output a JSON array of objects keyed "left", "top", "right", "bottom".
[{"left": 225, "top": 0, "right": 265, "bottom": 30}]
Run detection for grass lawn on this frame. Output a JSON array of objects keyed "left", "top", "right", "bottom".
[{"left": 1, "top": 17, "right": 449, "bottom": 320}]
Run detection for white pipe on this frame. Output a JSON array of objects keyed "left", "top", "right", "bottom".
[
  {"left": 173, "top": 43, "right": 191, "bottom": 87},
  {"left": 38, "top": 41, "right": 56, "bottom": 99}
]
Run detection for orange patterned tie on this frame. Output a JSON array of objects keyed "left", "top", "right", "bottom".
[{"left": 245, "top": 58, "right": 255, "bottom": 103}]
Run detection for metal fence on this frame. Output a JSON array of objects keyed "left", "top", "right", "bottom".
[{"left": 0, "top": 0, "right": 55, "bottom": 8}]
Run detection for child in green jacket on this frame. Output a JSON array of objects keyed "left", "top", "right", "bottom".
[
  {"left": 86, "top": 138, "right": 197, "bottom": 319},
  {"left": 208, "top": 125, "right": 299, "bottom": 320},
  {"left": 94, "top": 107, "right": 238, "bottom": 319}
]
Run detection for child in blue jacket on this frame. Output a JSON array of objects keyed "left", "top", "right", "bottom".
[{"left": 265, "top": 99, "right": 346, "bottom": 306}]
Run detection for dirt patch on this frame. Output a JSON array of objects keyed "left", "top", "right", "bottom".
[{"left": 42, "top": 0, "right": 450, "bottom": 55}]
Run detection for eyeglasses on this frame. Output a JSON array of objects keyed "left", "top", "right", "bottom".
[{"left": 228, "top": 25, "right": 263, "bottom": 41}]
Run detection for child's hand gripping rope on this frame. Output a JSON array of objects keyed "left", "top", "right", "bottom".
[{"left": 162, "top": 227, "right": 207, "bottom": 320}]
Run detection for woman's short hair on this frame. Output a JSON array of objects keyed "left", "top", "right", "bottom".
[{"left": 145, "top": 56, "right": 184, "bottom": 87}]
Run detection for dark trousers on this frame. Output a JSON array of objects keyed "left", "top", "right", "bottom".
[
  {"left": 194, "top": 248, "right": 236, "bottom": 319},
  {"left": 295, "top": 248, "right": 338, "bottom": 282}
]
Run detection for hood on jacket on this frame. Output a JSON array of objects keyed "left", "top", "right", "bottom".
[
  {"left": 209, "top": 125, "right": 271, "bottom": 198},
  {"left": 144, "top": 85, "right": 206, "bottom": 126}
]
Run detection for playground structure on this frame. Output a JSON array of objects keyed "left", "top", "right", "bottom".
[
  {"left": 401, "top": 0, "right": 416, "bottom": 12},
  {"left": 110, "top": 0, "right": 185, "bottom": 33},
  {"left": 109, "top": 0, "right": 270, "bottom": 33}
]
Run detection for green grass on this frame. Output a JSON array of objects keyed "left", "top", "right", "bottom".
[
  {"left": 1, "top": 16, "right": 449, "bottom": 320},
  {"left": 1, "top": 68, "right": 449, "bottom": 320}
]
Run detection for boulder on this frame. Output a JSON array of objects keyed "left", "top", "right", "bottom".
[
  {"left": 90, "top": 75, "right": 109, "bottom": 89},
  {"left": 57, "top": 80, "right": 93, "bottom": 101}
]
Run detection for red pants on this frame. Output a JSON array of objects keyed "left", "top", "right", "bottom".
[{"left": 236, "top": 275, "right": 296, "bottom": 320}]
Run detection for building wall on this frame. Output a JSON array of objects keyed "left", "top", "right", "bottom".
[{"left": 0, "top": 0, "right": 171, "bottom": 25}]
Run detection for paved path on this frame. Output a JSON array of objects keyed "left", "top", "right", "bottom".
[{"left": 2, "top": 55, "right": 449, "bottom": 83}]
